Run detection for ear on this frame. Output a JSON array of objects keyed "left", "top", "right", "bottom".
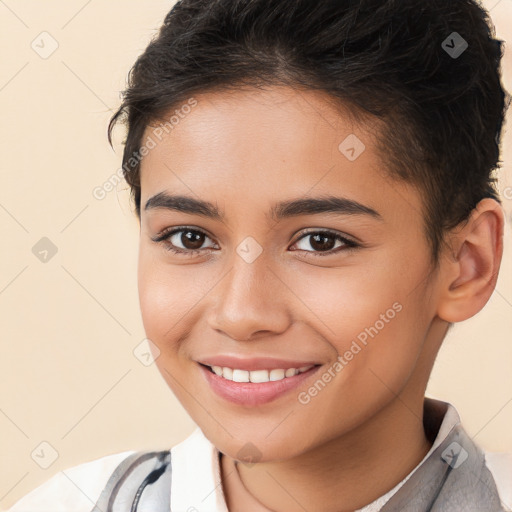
[{"left": 436, "top": 198, "right": 505, "bottom": 323}]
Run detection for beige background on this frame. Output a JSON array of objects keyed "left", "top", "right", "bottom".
[{"left": 0, "top": 1, "right": 511, "bottom": 509}]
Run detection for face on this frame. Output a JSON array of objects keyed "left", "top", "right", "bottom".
[{"left": 138, "top": 86, "right": 444, "bottom": 462}]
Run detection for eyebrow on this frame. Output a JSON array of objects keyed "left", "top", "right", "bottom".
[{"left": 144, "top": 192, "right": 382, "bottom": 222}]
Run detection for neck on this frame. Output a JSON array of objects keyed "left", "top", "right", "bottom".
[{"left": 227, "top": 394, "right": 434, "bottom": 512}]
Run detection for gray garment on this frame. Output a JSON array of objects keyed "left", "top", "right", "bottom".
[
  {"left": 90, "top": 450, "right": 172, "bottom": 512},
  {"left": 380, "top": 422, "right": 506, "bottom": 511},
  {"left": 90, "top": 424, "right": 506, "bottom": 512}
]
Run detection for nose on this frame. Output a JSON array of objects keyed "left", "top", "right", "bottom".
[{"left": 207, "top": 251, "right": 292, "bottom": 341}]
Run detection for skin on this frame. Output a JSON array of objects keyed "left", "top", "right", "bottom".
[{"left": 137, "top": 86, "right": 504, "bottom": 512}]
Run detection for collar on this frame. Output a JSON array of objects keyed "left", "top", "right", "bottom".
[{"left": 170, "top": 426, "right": 229, "bottom": 512}]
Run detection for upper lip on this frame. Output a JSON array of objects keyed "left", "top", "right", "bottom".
[{"left": 197, "top": 355, "right": 321, "bottom": 371}]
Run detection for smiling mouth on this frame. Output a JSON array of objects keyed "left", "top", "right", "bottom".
[
  {"left": 198, "top": 361, "right": 323, "bottom": 406},
  {"left": 200, "top": 363, "right": 319, "bottom": 383}
]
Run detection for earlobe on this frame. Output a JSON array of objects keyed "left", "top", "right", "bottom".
[{"left": 436, "top": 198, "right": 504, "bottom": 323}]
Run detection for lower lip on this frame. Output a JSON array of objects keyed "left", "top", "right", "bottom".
[{"left": 198, "top": 363, "right": 322, "bottom": 406}]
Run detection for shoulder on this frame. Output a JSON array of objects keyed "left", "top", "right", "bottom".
[
  {"left": 8, "top": 450, "right": 136, "bottom": 512},
  {"left": 484, "top": 450, "right": 512, "bottom": 512},
  {"left": 8, "top": 430, "right": 207, "bottom": 512}
]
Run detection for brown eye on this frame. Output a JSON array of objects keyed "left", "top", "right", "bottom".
[
  {"left": 291, "top": 230, "right": 359, "bottom": 256},
  {"left": 307, "top": 233, "right": 337, "bottom": 251},
  {"left": 152, "top": 227, "right": 217, "bottom": 255},
  {"left": 177, "top": 230, "right": 206, "bottom": 250}
]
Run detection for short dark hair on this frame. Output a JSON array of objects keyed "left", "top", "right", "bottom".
[{"left": 108, "top": 0, "right": 510, "bottom": 264}]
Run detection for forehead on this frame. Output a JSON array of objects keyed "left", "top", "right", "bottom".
[
  {"left": 139, "top": 86, "right": 423, "bottom": 226},
  {"left": 142, "top": 86, "right": 370, "bottom": 169}
]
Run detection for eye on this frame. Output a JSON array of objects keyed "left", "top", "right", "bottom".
[
  {"left": 290, "top": 229, "right": 359, "bottom": 256},
  {"left": 151, "top": 227, "right": 359, "bottom": 258},
  {"left": 151, "top": 227, "right": 218, "bottom": 256}
]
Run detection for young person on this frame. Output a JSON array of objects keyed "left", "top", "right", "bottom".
[{"left": 9, "top": 0, "right": 512, "bottom": 510}]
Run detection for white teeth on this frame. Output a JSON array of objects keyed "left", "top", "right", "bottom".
[
  {"left": 232, "top": 369, "right": 250, "bottom": 382},
  {"left": 209, "top": 364, "right": 314, "bottom": 383},
  {"left": 269, "top": 369, "right": 285, "bottom": 381},
  {"left": 249, "top": 370, "right": 270, "bottom": 383}
]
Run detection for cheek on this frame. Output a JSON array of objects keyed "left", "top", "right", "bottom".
[
  {"left": 288, "top": 256, "right": 432, "bottom": 393},
  {"left": 352, "top": 299, "right": 432, "bottom": 409},
  {"left": 137, "top": 248, "right": 214, "bottom": 346},
  {"left": 283, "top": 260, "right": 406, "bottom": 341},
  {"left": 137, "top": 250, "right": 186, "bottom": 345}
]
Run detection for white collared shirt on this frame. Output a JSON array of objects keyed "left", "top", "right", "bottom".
[{"left": 7, "top": 399, "right": 512, "bottom": 511}]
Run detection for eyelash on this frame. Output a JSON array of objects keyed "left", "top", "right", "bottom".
[{"left": 151, "top": 226, "right": 360, "bottom": 258}]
